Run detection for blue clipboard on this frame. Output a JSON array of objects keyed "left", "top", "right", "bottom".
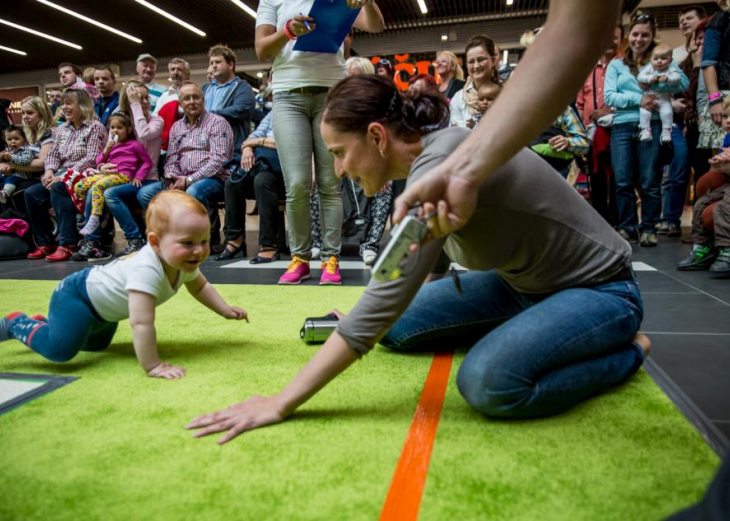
[{"left": 293, "top": 0, "right": 361, "bottom": 54}]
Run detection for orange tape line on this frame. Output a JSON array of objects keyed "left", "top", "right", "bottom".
[{"left": 379, "top": 351, "right": 455, "bottom": 521}]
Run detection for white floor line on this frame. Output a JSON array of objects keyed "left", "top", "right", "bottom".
[
  {"left": 631, "top": 261, "right": 657, "bottom": 271},
  {"left": 641, "top": 331, "right": 730, "bottom": 336},
  {"left": 0, "top": 379, "right": 44, "bottom": 404}
]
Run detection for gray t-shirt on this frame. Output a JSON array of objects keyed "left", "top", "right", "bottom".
[{"left": 337, "top": 127, "right": 631, "bottom": 355}]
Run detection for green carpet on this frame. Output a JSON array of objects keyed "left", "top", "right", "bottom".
[{"left": 0, "top": 280, "right": 720, "bottom": 521}]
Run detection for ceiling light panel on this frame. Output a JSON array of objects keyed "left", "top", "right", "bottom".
[
  {"left": 36, "top": 0, "right": 142, "bottom": 43},
  {"left": 0, "top": 17, "right": 82, "bottom": 49},
  {"left": 0, "top": 44, "right": 27, "bottom": 56},
  {"left": 416, "top": 0, "right": 428, "bottom": 14},
  {"left": 231, "top": 0, "right": 257, "bottom": 18},
  {"left": 134, "top": 0, "right": 207, "bottom": 37}
]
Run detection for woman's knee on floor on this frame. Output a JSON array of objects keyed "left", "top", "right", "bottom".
[{"left": 456, "top": 357, "right": 531, "bottom": 419}]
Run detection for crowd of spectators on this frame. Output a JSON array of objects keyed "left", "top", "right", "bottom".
[{"left": 1, "top": 2, "right": 730, "bottom": 280}]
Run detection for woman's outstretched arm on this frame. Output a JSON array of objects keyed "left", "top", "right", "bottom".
[{"left": 186, "top": 332, "right": 358, "bottom": 444}]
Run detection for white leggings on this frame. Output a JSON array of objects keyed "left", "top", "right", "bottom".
[{"left": 639, "top": 93, "right": 673, "bottom": 131}]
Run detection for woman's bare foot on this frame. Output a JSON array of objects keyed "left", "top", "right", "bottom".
[{"left": 634, "top": 333, "right": 651, "bottom": 357}]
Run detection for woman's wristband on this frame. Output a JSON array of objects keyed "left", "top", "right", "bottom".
[
  {"left": 283, "top": 19, "right": 297, "bottom": 40},
  {"left": 709, "top": 97, "right": 724, "bottom": 107},
  {"left": 708, "top": 92, "right": 723, "bottom": 101}
]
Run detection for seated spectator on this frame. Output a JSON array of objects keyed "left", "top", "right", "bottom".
[
  {"left": 93, "top": 65, "right": 120, "bottom": 127},
  {"left": 345, "top": 57, "right": 375, "bottom": 76},
  {"left": 137, "top": 82, "right": 232, "bottom": 232},
  {"left": 202, "top": 44, "right": 255, "bottom": 168},
  {"left": 435, "top": 51, "right": 465, "bottom": 100},
  {"left": 450, "top": 35, "right": 502, "bottom": 128},
  {"left": 74, "top": 113, "right": 153, "bottom": 239},
  {"left": 25, "top": 86, "right": 106, "bottom": 261},
  {"left": 75, "top": 81, "right": 164, "bottom": 262},
  {"left": 0, "top": 97, "right": 55, "bottom": 211},
  {"left": 0, "top": 127, "right": 35, "bottom": 205},
  {"left": 216, "top": 111, "right": 285, "bottom": 263},
  {"left": 677, "top": 99, "right": 730, "bottom": 277},
  {"left": 408, "top": 73, "right": 438, "bottom": 95},
  {"left": 467, "top": 82, "right": 501, "bottom": 129},
  {"left": 528, "top": 104, "right": 589, "bottom": 178},
  {"left": 153, "top": 58, "right": 190, "bottom": 163}
]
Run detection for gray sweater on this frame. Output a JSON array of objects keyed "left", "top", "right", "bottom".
[{"left": 337, "top": 127, "right": 631, "bottom": 355}]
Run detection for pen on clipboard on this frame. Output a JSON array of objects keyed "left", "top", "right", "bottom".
[{"left": 299, "top": 13, "right": 311, "bottom": 32}]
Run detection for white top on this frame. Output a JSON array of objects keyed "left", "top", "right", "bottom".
[
  {"left": 449, "top": 89, "right": 470, "bottom": 127},
  {"left": 86, "top": 244, "right": 199, "bottom": 322},
  {"left": 673, "top": 45, "right": 689, "bottom": 64},
  {"left": 256, "top": 0, "right": 346, "bottom": 94}
]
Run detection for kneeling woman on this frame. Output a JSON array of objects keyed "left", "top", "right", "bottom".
[{"left": 188, "top": 75, "right": 649, "bottom": 443}]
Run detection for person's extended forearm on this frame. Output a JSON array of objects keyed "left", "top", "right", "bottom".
[
  {"left": 450, "top": 0, "right": 621, "bottom": 185},
  {"left": 10, "top": 158, "right": 44, "bottom": 172},
  {"left": 190, "top": 281, "right": 230, "bottom": 316},
  {"left": 131, "top": 323, "right": 161, "bottom": 371},
  {"left": 277, "top": 332, "right": 359, "bottom": 416},
  {"left": 704, "top": 66, "right": 720, "bottom": 95}
]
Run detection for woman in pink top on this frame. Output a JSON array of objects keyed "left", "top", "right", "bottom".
[
  {"left": 76, "top": 112, "right": 153, "bottom": 236},
  {"left": 93, "top": 82, "right": 164, "bottom": 256}
]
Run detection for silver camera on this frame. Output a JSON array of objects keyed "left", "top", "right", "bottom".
[
  {"left": 372, "top": 215, "right": 429, "bottom": 282},
  {"left": 300, "top": 314, "right": 340, "bottom": 344}
]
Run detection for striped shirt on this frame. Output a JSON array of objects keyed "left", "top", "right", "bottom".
[
  {"left": 164, "top": 111, "right": 233, "bottom": 183},
  {"left": 555, "top": 106, "right": 590, "bottom": 155},
  {"left": 44, "top": 119, "right": 107, "bottom": 173},
  {"left": 144, "top": 80, "right": 166, "bottom": 113}
]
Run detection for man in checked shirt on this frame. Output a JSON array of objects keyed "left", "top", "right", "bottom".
[{"left": 138, "top": 81, "right": 233, "bottom": 236}]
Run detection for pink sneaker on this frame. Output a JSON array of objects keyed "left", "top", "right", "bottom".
[
  {"left": 319, "top": 256, "right": 342, "bottom": 285},
  {"left": 278, "top": 255, "right": 311, "bottom": 285}
]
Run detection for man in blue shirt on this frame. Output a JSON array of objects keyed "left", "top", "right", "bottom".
[
  {"left": 93, "top": 66, "right": 119, "bottom": 127},
  {"left": 202, "top": 44, "right": 255, "bottom": 168}
]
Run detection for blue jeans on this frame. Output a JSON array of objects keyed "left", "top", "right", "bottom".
[
  {"left": 611, "top": 121, "right": 662, "bottom": 233},
  {"left": 24, "top": 174, "right": 81, "bottom": 247},
  {"left": 7, "top": 268, "right": 118, "bottom": 363},
  {"left": 136, "top": 179, "right": 224, "bottom": 211},
  {"left": 662, "top": 124, "right": 690, "bottom": 226},
  {"left": 380, "top": 270, "right": 645, "bottom": 419},
  {"left": 107, "top": 181, "right": 157, "bottom": 240}
]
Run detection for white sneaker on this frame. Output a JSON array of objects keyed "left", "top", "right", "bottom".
[
  {"left": 638, "top": 128, "right": 652, "bottom": 142},
  {"left": 311, "top": 246, "right": 321, "bottom": 260},
  {"left": 660, "top": 129, "right": 672, "bottom": 143},
  {"left": 362, "top": 249, "right": 378, "bottom": 266}
]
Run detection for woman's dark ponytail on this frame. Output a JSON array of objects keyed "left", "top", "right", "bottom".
[{"left": 324, "top": 75, "right": 449, "bottom": 139}]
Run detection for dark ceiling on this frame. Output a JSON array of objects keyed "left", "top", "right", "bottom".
[{"left": 0, "top": 0, "right": 642, "bottom": 75}]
